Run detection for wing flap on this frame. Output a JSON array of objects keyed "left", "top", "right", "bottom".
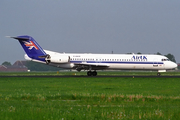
[
  {"left": 73, "top": 63, "right": 109, "bottom": 71},
  {"left": 75, "top": 63, "right": 109, "bottom": 67}
]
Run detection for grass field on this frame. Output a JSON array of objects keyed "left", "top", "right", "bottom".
[{"left": 0, "top": 72, "right": 180, "bottom": 119}]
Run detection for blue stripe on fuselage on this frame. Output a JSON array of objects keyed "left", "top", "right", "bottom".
[{"left": 70, "top": 61, "right": 163, "bottom": 64}]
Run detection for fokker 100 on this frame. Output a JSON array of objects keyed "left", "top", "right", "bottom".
[{"left": 8, "top": 35, "right": 177, "bottom": 76}]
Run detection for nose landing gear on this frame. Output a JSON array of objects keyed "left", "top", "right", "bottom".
[
  {"left": 157, "top": 73, "right": 161, "bottom": 76},
  {"left": 87, "top": 71, "right": 97, "bottom": 76}
]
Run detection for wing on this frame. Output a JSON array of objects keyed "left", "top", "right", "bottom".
[{"left": 73, "top": 62, "right": 109, "bottom": 71}]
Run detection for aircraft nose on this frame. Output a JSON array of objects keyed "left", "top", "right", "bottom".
[
  {"left": 170, "top": 62, "right": 177, "bottom": 69},
  {"left": 165, "top": 61, "right": 177, "bottom": 69},
  {"left": 173, "top": 62, "right": 178, "bottom": 68}
]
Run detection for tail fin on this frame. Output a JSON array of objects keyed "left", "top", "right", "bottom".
[{"left": 10, "top": 35, "right": 47, "bottom": 61}]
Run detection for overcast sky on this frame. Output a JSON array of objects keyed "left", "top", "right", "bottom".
[{"left": 1, "top": 0, "right": 180, "bottom": 64}]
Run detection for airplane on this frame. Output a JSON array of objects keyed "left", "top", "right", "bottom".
[{"left": 8, "top": 35, "right": 177, "bottom": 76}]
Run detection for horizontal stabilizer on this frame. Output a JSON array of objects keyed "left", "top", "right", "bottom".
[{"left": 6, "top": 36, "right": 29, "bottom": 41}]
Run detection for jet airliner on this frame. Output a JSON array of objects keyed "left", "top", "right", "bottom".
[{"left": 8, "top": 35, "right": 177, "bottom": 76}]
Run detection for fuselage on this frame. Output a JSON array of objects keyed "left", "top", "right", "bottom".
[{"left": 25, "top": 50, "right": 177, "bottom": 71}]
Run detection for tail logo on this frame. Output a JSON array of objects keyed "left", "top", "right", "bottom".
[{"left": 24, "top": 41, "right": 39, "bottom": 50}]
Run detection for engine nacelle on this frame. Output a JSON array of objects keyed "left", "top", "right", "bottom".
[{"left": 46, "top": 55, "right": 70, "bottom": 64}]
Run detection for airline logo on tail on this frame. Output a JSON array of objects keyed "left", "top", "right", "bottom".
[{"left": 24, "top": 41, "right": 39, "bottom": 50}]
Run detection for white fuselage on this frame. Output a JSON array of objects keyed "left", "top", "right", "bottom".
[{"left": 25, "top": 50, "right": 177, "bottom": 72}]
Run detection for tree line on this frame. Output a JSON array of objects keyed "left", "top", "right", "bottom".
[{"left": 1, "top": 61, "right": 61, "bottom": 71}]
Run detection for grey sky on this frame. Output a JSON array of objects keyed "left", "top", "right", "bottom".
[{"left": 1, "top": 0, "right": 180, "bottom": 64}]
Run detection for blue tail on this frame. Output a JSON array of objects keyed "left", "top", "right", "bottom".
[{"left": 11, "top": 35, "right": 47, "bottom": 61}]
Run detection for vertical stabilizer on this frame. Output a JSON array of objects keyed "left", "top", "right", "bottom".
[{"left": 10, "top": 35, "right": 46, "bottom": 62}]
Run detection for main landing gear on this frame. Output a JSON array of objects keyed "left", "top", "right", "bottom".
[{"left": 87, "top": 71, "right": 97, "bottom": 76}]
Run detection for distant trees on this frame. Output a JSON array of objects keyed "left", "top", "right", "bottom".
[
  {"left": 2, "top": 61, "right": 12, "bottom": 66},
  {"left": 1, "top": 61, "right": 62, "bottom": 71},
  {"left": 26, "top": 61, "right": 61, "bottom": 71},
  {"left": 126, "top": 52, "right": 141, "bottom": 54},
  {"left": 165, "top": 54, "right": 176, "bottom": 63},
  {"left": 156, "top": 52, "right": 162, "bottom": 55}
]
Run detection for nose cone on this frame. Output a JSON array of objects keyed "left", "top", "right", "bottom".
[
  {"left": 172, "top": 62, "right": 178, "bottom": 68},
  {"left": 165, "top": 61, "right": 177, "bottom": 69}
]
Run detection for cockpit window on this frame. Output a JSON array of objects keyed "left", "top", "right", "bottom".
[{"left": 162, "top": 59, "right": 170, "bottom": 61}]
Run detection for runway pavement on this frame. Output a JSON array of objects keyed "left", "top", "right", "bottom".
[{"left": 0, "top": 75, "right": 180, "bottom": 78}]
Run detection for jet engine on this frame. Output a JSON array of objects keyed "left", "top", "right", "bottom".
[{"left": 40, "top": 54, "right": 70, "bottom": 64}]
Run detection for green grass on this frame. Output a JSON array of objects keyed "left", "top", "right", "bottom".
[{"left": 0, "top": 76, "right": 180, "bottom": 119}]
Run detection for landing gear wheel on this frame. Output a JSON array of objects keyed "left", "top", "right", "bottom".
[
  {"left": 87, "top": 71, "right": 92, "bottom": 76},
  {"left": 92, "top": 71, "right": 97, "bottom": 76},
  {"left": 157, "top": 73, "right": 161, "bottom": 76},
  {"left": 87, "top": 71, "right": 97, "bottom": 76}
]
